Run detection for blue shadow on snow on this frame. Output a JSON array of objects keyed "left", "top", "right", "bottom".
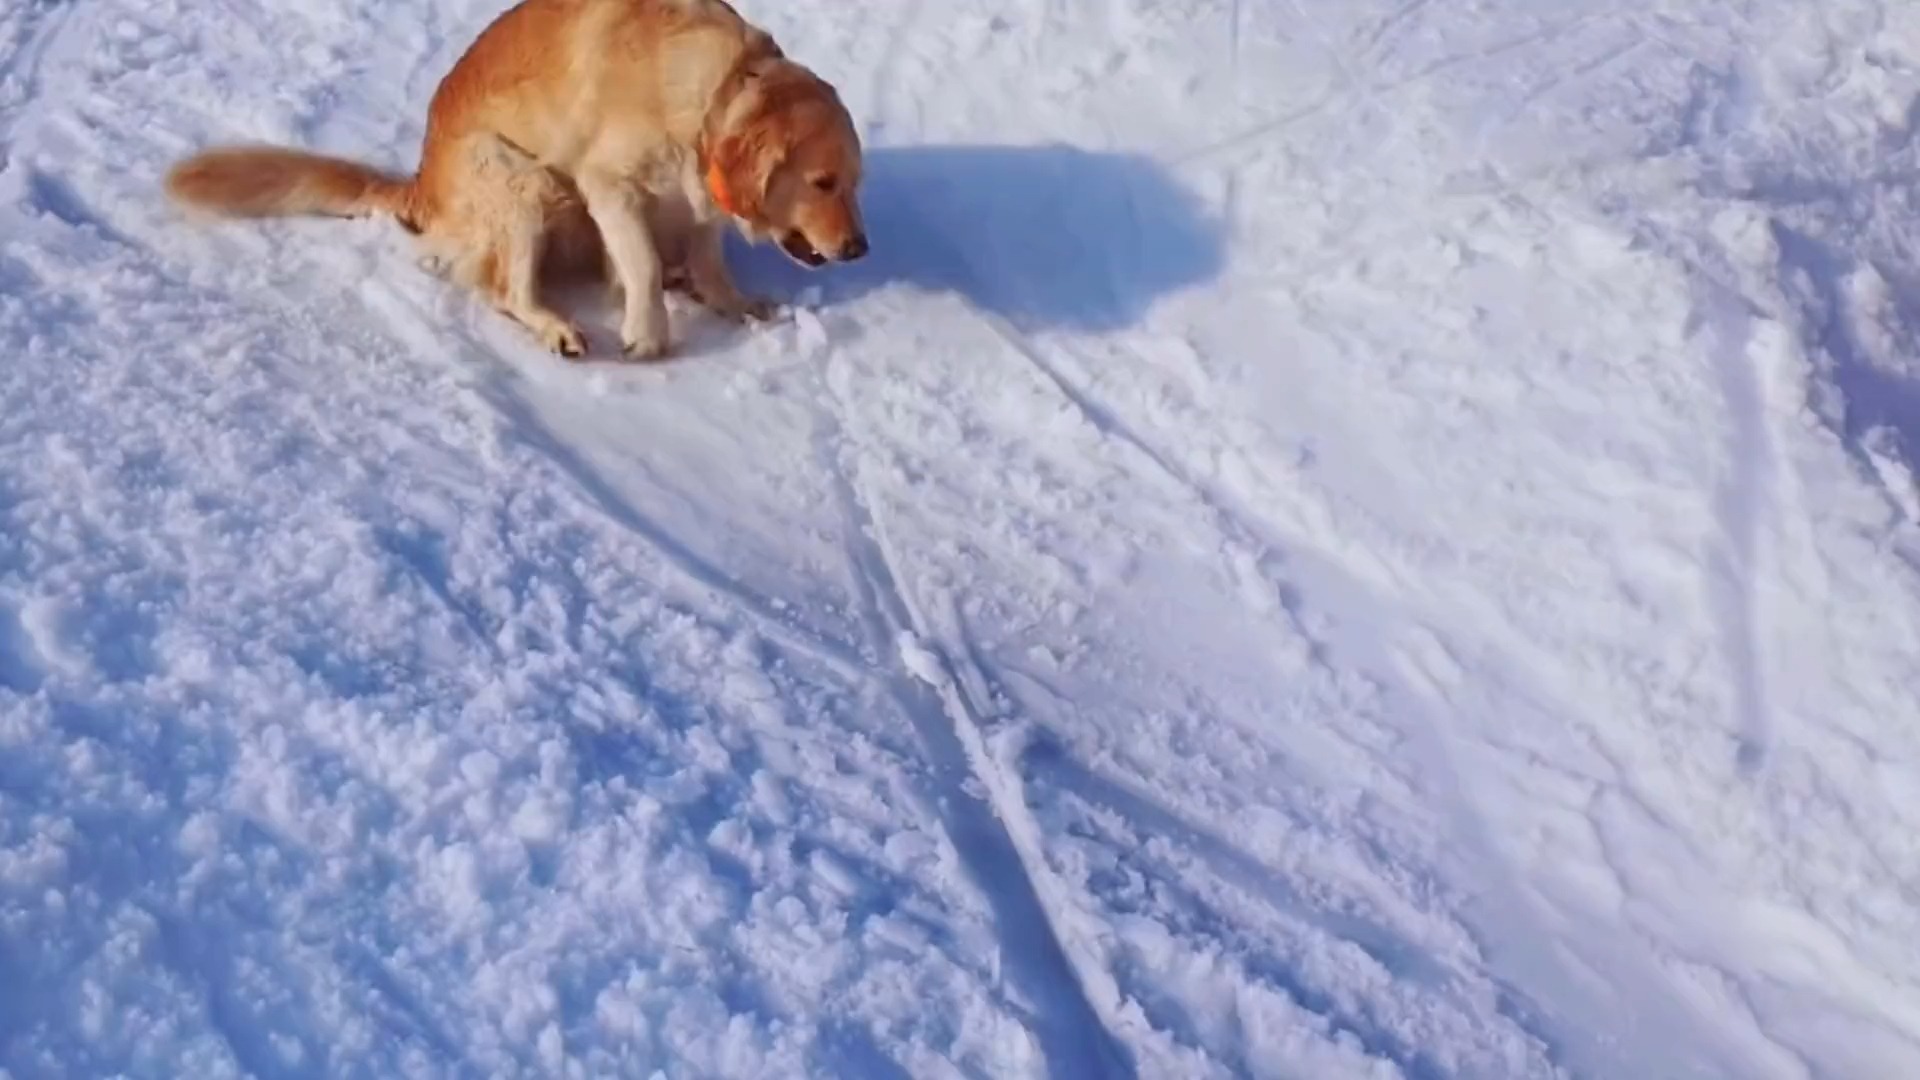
[{"left": 731, "top": 142, "right": 1226, "bottom": 333}]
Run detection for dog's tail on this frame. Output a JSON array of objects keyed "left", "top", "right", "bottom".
[{"left": 164, "top": 145, "right": 422, "bottom": 231}]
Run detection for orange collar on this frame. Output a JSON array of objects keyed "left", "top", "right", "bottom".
[{"left": 705, "top": 160, "right": 737, "bottom": 217}]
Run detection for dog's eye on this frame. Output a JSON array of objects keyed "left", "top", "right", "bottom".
[{"left": 811, "top": 174, "right": 836, "bottom": 192}]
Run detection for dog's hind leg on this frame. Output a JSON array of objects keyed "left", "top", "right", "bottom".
[
  {"left": 464, "top": 134, "right": 589, "bottom": 357},
  {"left": 495, "top": 203, "right": 588, "bottom": 358}
]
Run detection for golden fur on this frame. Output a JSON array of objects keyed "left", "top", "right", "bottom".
[{"left": 163, "top": 0, "right": 867, "bottom": 359}]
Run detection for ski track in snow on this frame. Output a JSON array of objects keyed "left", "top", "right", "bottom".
[
  {"left": 6, "top": 0, "right": 1920, "bottom": 1077},
  {"left": 810, "top": 353, "right": 1135, "bottom": 1080},
  {"left": 1686, "top": 271, "right": 1781, "bottom": 777}
]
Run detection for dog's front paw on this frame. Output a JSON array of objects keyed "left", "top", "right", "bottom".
[
  {"left": 711, "top": 294, "right": 780, "bottom": 323},
  {"left": 621, "top": 324, "right": 671, "bottom": 360},
  {"left": 739, "top": 296, "right": 781, "bottom": 322},
  {"left": 620, "top": 301, "right": 672, "bottom": 360}
]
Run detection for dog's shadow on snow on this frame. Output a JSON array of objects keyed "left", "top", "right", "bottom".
[{"left": 730, "top": 143, "right": 1226, "bottom": 333}]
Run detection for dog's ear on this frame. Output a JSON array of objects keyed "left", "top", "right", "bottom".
[
  {"left": 709, "top": 118, "right": 783, "bottom": 222},
  {"left": 705, "top": 62, "right": 829, "bottom": 222},
  {"left": 706, "top": 63, "right": 805, "bottom": 222}
]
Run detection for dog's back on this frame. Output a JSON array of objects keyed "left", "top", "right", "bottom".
[{"left": 413, "top": 0, "right": 768, "bottom": 217}]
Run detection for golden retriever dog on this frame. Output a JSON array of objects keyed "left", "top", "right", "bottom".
[{"left": 163, "top": 0, "right": 868, "bottom": 359}]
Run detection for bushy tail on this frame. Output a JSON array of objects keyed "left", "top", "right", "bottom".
[{"left": 163, "top": 145, "right": 420, "bottom": 230}]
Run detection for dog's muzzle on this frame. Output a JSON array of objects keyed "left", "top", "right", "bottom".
[
  {"left": 781, "top": 231, "right": 828, "bottom": 268},
  {"left": 781, "top": 230, "right": 868, "bottom": 267}
]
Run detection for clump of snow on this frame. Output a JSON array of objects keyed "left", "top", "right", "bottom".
[{"left": 895, "top": 630, "right": 946, "bottom": 688}]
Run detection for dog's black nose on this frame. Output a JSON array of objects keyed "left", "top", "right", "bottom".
[{"left": 839, "top": 234, "right": 869, "bottom": 261}]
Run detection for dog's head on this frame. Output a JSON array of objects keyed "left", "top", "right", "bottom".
[{"left": 705, "top": 60, "right": 867, "bottom": 268}]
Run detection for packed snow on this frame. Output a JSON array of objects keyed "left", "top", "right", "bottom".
[{"left": 5, "top": 0, "right": 1920, "bottom": 1076}]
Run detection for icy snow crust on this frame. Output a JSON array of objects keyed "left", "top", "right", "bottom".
[{"left": 3, "top": 0, "right": 1920, "bottom": 1076}]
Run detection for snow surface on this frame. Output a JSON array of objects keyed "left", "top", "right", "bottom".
[{"left": 5, "top": 0, "right": 1920, "bottom": 1076}]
